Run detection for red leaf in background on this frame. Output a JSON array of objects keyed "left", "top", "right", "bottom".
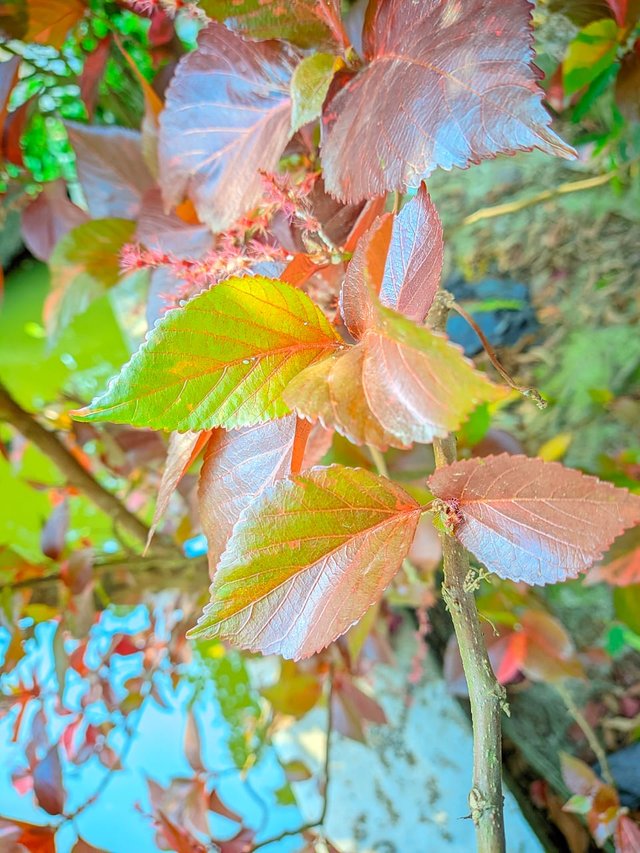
[
  {"left": 61, "top": 549, "right": 94, "bottom": 596},
  {"left": 428, "top": 455, "right": 640, "bottom": 585},
  {"left": 111, "top": 635, "right": 140, "bottom": 656},
  {"left": 209, "top": 789, "right": 242, "bottom": 824},
  {"left": 159, "top": 23, "right": 299, "bottom": 232},
  {"left": 588, "top": 528, "right": 640, "bottom": 586},
  {"left": 190, "top": 465, "right": 421, "bottom": 659},
  {"left": 146, "top": 430, "right": 211, "bottom": 550},
  {"left": 24, "top": 0, "right": 86, "bottom": 48},
  {"left": 21, "top": 181, "right": 89, "bottom": 262},
  {"left": 149, "top": 778, "right": 210, "bottom": 844},
  {"left": 607, "top": 0, "right": 628, "bottom": 25},
  {"left": 615, "top": 815, "right": 640, "bottom": 853},
  {"left": 72, "top": 839, "right": 108, "bottom": 853},
  {"left": 33, "top": 745, "right": 65, "bottom": 816},
  {"left": 0, "top": 817, "right": 56, "bottom": 853},
  {"left": 184, "top": 710, "right": 206, "bottom": 774},
  {"left": 153, "top": 811, "right": 207, "bottom": 853},
  {"left": 1, "top": 98, "right": 30, "bottom": 166},
  {"left": 66, "top": 121, "right": 155, "bottom": 219},
  {"left": 79, "top": 37, "right": 111, "bottom": 118},
  {"left": 518, "top": 610, "right": 584, "bottom": 682},
  {"left": 321, "top": 0, "right": 574, "bottom": 202},
  {"left": 198, "top": 417, "right": 299, "bottom": 576},
  {"left": 0, "top": 56, "right": 20, "bottom": 131},
  {"left": 40, "top": 500, "right": 69, "bottom": 560},
  {"left": 332, "top": 671, "right": 387, "bottom": 743},
  {"left": 136, "top": 188, "right": 214, "bottom": 259},
  {"left": 217, "top": 827, "right": 256, "bottom": 853}
]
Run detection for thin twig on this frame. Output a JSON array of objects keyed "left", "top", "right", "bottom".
[
  {"left": 555, "top": 683, "right": 614, "bottom": 787},
  {"left": 0, "top": 381, "right": 151, "bottom": 545},
  {"left": 428, "top": 300, "right": 507, "bottom": 853},
  {"left": 251, "top": 671, "right": 335, "bottom": 851},
  {"left": 448, "top": 300, "right": 547, "bottom": 409},
  {"left": 461, "top": 172, "right": 616, "bottom": 228}
]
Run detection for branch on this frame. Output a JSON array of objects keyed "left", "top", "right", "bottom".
[
  {"left": 0, "top": 382, "right": 151, "bottom": 545},
  {"left": 251, "top": 671, "right": 335, "bottom": 851},
  {"left": 461, "top": 171, "right": 615, "bottom": 228},
  {"left": 428, "top": 295, "right": 507, "bottom": 853}
]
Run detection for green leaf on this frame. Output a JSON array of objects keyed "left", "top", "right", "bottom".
[
  {"left": 0, "top": 455, "right": 50, "bottom": 562},
  {"left": 613, "top": 585, "right": 640, "bottom": 634},
  {"left": 73, "top": 277, "right": 342, "bottom": 432},
  {"left": 188, "top": 465, "right": 421, "bottom": 659},
  {"left": 563, "top": 19, "right": 619, "bottom": 95},
  {"left": 290, "top": 53, "right": 337, "bottom": 132}
]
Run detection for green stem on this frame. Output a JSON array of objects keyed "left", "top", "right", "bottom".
[{"left": 428, "top": 292, "right": 506, "bottom": 852}]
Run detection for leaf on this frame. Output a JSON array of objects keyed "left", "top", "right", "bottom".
[
  {"left": 262, "top": 660, "right": 322, "bottom": 717},
  {"left": 563, "top": 19, "right": 619, "bottom": 95},
  {"left": 25, "top": 0, "right": 85, "bottom": 48},
  {"left": 21, "top": 180, "right": 89, "bottom": 262},
  {"left": 72, "top": 840, "right": 108, "bottom": 853},
  {"left": 378, "top": 186, "right": 444, "bottom": 324},
  {"left": 320, "top": 0, "right": 575, "bottom": 202},
  {"left": 40, "top": 501, "right": 69, "bottom": 561},
  {"left": 607, "top": 0, "right": 628, "bottom": 25},
  {"left": 33, "top": 745, "right": 65, "bottom": 815},
  {"left": 198, "top": 417, "right": 300, "bottom": 575},
  {"left": 136, "top": 188, "right": 214, "bottom": 259},
  {"left": 341, "top": 185, "right": 443, "bottom": 334},
  {"left": 291, "top": 53, "right": 338, "bottom": 132},
  {"left": 518, "top": 610, "right": 584, "bottom": 682},
  {"left": 0, "top": 818, "right": 56, "bottom": 853},
  {"left": 147, "top": 430, "right": 211, "bottom": 549},
  {"left": 428, "top": 454, "right": 640, "bottom": 585},
  {"left": 287, "top": 305, "right": 506, "bottom": 449},
  {"left": 45, "top": 218, "right": 136, "bottom": 338},
  {"left": 199, "top": 0, "right": 339, "bottom": 48},
  {"left": 158, "top": 23, "right": 299, "bottom": 233},
  {"left": 284, "top": 345, "right": 408, "bottom": 450},
  {"left": 184, "top": 710, "right": 206, "bottom": 774},
  {"left": 79, "top": 37, "right": 111, "bottom": 119},
  {"left": 340, "top": 213, "right": 393, "bottom": 339},
  {"left": 66, "top": 121, "right": 155, "bottom": 219},
  {"left": 616, "top": 40, "right": 640, "bottom": 122},
  {"left": 188, "top": 465, "right": 421, "bottom": 659},
  {"left": 332, "top": 672, "right": 387, "bottom": 742},
  {"left": 73, "top": 276, "right": 342, "bottom": 432},
  {"left": 615, "top": 815, "right": 640, "bottom": 853}
]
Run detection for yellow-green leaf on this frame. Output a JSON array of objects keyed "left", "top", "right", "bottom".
[
  {"left": 73, "top": 277, "right": 342, "bottom": 432},
  {"left": 188, "top": 465, "right": 421, "bottom": 659},
  {"left": 563, "top": 18, "right": 619, "bottom": 95},
  {"left": 291, "top": 52, "right": 338, "bottom": 132}
]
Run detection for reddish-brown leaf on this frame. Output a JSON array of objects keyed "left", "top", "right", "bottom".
[
  {"left": 287, "top": 306, "right": 506, "bottom": 449},
  {"left": 136, "top": 188, "right": 214, "bottom": 259},
  {"left": 379, "top": 185, "right": 443, "bottom": 323},
  {"left": 158, "top": 23, "right": 299, "bottom": 232},
  {"left": 332, "top": 672, "right": 387, "bottom": 743},
  {"left": 321, "top": 0, "right": 574, "bottom": 202},
  {"left": 615, "top": 815, "right": 640, "bottom": 853},
  {"left": 0, "top": 818, "right": 56, "bottom": 853},
  {"left": 25, "top": 0, "right": 86, "bottom": 48},
  {"left": 184, "top": 710, "right": 206, "bottom": 774},
  {"left": 79, "top": 37, "right": 111, "bottom": 118},
  {"left": 616, "top": 41, "right": 640, "bottom": 123},
  {"left": 21, "top": 181, "right": 89, "bottom": 262},
  {"left": 147, "top": 430, "right": 211, "bottom": 550},
  {"left": 41, "top": 501, "right": 69, "bottom": 561},
  {"left": 198, "top": 417, "right": 299, "bottom": 576},
  {"left": 72, "top": 840, "right": 108, "bottom": 853},
  {"left": 66, "top": 121, "right": 155, "bottom": 219},
  {"left": 340, "top": 213, "right": 392, "bottom": 339},
  {"left": 519, "top": 610, "right": 584, "bottom": 683},
  {"left": 189, "top": 465, "right": 421, "bottom": 659},
  {"left": 33, "top": 745, "right": 65, "bottom": 816},
  {"left": 429, "top": 455, "right": 640, "bottom": 585}
]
